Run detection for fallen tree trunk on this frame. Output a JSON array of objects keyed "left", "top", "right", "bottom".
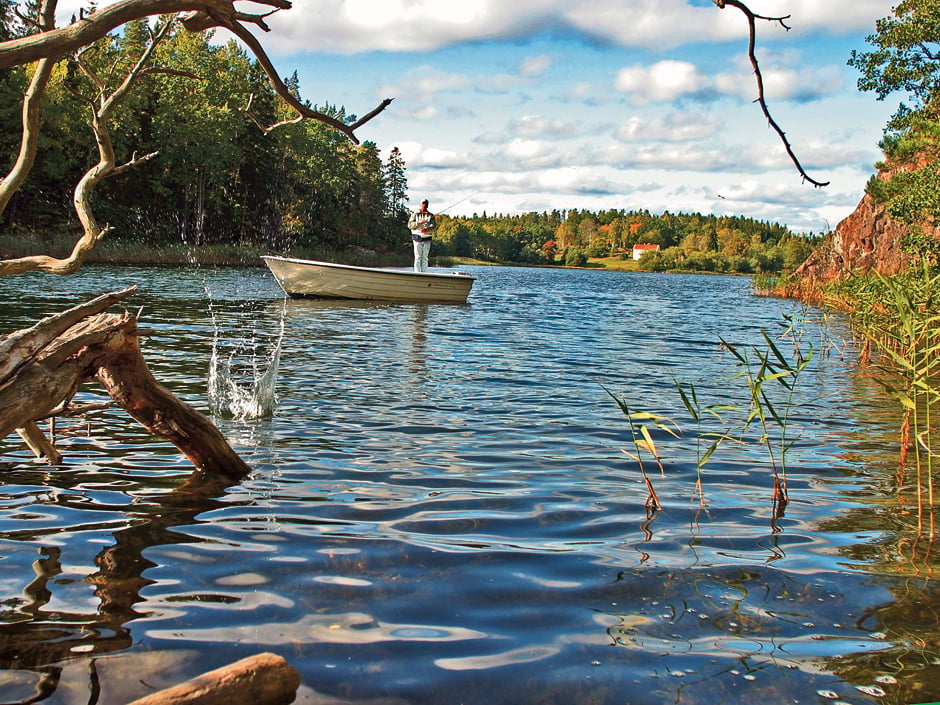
[
  {"left": 127, "top": 652, "right": 301, "bottom": 705},
  {"left": 0, "top": 288, "right": 250, "bottom": 479}
]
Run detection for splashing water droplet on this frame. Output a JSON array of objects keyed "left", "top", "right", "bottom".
[
  {"left": 207, "top": 299, "right": 285, "bottom": 420},
  {"left": 856, "top": 685, "right": 886, "bottom": 697}
]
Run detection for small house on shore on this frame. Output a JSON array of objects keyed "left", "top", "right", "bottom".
[{"left": 632, "top": 243, "right": 661, "bottom": 260}]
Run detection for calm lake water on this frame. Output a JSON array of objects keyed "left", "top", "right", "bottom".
[{"left": 0, "top": 264, "right": 937, "bottom": 705}]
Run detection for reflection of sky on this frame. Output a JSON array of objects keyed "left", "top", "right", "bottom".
[{"left": 146, "top": 610, "right": 486, "bottom": 645}]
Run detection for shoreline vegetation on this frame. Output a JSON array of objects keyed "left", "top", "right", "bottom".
[
  {"left": 0, "top": 237, "right": 712, "bottom": 274},
  {"left": 0, "top": 211, "right": 818, "bottom": 276}
]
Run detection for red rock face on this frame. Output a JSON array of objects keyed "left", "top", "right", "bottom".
[{"left": 791, "top": 178, "right": 939, "bottom": 294}]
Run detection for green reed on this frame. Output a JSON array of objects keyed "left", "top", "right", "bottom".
[
  {"left": 825, "top": 262, "right": 940, "bottom": 535},
  {"left": 604, "top": 388, "right": 679, "bottom": 512},
  {"left": 610, "top": 317, "right": 812, "bottom": 516},
  {"left": 720, "top": 323, "right": 813, "bottom": 514},
  {"left": 673, "top": 379, "right": 738, "bottom": 506}
]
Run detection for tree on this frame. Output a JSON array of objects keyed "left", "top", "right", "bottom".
[
  {"left": 848, "top": 0, "right": 940, "bottom": 258},
  {"left": 384, "top": 146, "right": 408, "bottom": 218}
]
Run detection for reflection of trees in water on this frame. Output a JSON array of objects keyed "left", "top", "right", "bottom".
[
  {"left": 816, "top": 489, "right": 940, "bottom": 703},
  {"left": 598, "top": 564, "right": 926, "bottom": 703},
  {"left": 0, "top": 470, "right": 231, "bottom": 700},
  {"left": 820, "top": 582, "right": 940, "bottom": 705}
]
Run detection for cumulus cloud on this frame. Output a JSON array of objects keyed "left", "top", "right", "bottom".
[
  {"left": 49, "top": 0, "right": 888, "bottom": 55},
  {"left": 614, "top": 61, "right": 710, "bottom": 105},
  {"left": 379, "top": 67, "right": 472, "bottom": 103},
  {"left": 507, "top": 115, "right": 594, "bottom": 140},
  {"left": 617, "top": 53, "right": 842, "bottom": 106},
  {"left": 713, "top": 60, "right": 844, "bottom": 103},
  {"left": 519, "top": 55, "right": 553, "bottom": 77},
  {"left": 615, "top": 113, "right": 720, "bottom": 143},
  {"left": 251, "top": 0, "right": 887, "bottom": 55}
]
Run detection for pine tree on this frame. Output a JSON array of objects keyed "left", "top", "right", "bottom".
[{"left": 383, "top": 146, "right": 408, "bottom": 218}]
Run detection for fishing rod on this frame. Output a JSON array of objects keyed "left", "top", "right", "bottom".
[{"left": 435, "top": 193, "right": 475, "bottom": 216}]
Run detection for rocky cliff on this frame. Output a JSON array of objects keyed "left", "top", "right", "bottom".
[{"left": 785, "top": 173, "right": 938, "bottom": 298}]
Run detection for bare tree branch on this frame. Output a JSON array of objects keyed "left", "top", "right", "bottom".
[
  {"left": 714, "top": 0, "right": 829, "bottom": 187},
  {"left": 0, "top": 15, "right": 178, "bottom": 277},
  {"left": 204, "top": 14, "right": 392, "bottom": 143},
  {"left": 0, "top": 0, "right": 291, "bottom": 69},
  {"left": 0, "top": 0, "right": 56, "bottom": 215}
]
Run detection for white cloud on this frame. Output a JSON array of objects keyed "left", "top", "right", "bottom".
[
  {"left": 47, "top": 0, "right": 889, "bottom": 56},
  {"left": 379, "top": 67, "right": 472, "bottom": 103},
  {"left": 507, "top": 115, "right": 593, "bottom": 140},
  {"left": 614, "top": 61, "right": 709, "bottom": 105},
  {"left": 519, "top": 55, "right": 553, "bottom": 77},
  {"left": 615, "top": 112, "right": 720, "bottom": 142},
  {"left": 713, "top": 59, "right": 844, "bottom": 103},
  {"left": 255, "top": 0, "right": 886, "bottom": 55}
]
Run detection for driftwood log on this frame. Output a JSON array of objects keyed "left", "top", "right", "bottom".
[
  {"left": 127, "top": 653, "right": 301, "bottom": 705},
  {"left": 0, "top": 287, "right": 250, "bottom": 479}
]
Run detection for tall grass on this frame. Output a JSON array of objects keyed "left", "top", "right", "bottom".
[
  {"left": 825, "top": 262, "right": 940, "bottom": 535},
  {"left": 610, "top": 318, "right": 812, "bottom": 517}
]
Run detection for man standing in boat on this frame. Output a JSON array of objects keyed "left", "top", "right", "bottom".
[{"left": 408, "top": 199, "right": 437, "bottom": 272}]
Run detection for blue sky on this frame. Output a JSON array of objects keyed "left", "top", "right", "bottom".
[{"left": 61, "top": 0, "right": 898, "bottom": 233}]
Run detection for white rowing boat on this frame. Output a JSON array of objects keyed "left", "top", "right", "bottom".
[{"left": 262, "top": 256, "right": 475, "bottom": 303}]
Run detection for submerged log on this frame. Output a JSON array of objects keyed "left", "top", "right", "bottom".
[
  {"left": 127, "top": 653, "right": 301, "bottom": 705},
  {"left": 0, "top": 288, "right": 250, "bottom": 479}
]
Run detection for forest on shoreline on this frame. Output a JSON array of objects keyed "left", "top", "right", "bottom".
[{"left": 1, "top": 206, "right": 821, "bottom": 275}]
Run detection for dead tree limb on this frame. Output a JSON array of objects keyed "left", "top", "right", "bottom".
[
  {"left": 0, "top": 290, "right": 251, "bottom": 479},
  {"left": 713, "top": 0, "right": 830, "bottom": 187},
  {"left": 0, "top": 0, "right": 290, "bottom": 69},
  {"left": 0, "top": 286, "right": 138, "bottom": 388},
  {"left": 127, "top": 653, "right": 301, "bottom": 705},
  {"left": 0, "top": 0, "right": 56, "bottom": 216},
  {"left": 203, "top": 12, "right": 391, "bottom": 143}
]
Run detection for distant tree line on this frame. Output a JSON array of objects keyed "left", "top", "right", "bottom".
[
  {"left": 0, "top": 9, "right": 409, "bottom": 253},
  {"left": 435, "top": 210, "right": 821, "bottom": 274}
]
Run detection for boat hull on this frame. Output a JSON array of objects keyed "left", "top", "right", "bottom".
[{"left": 262, "top": 256, "right": 475, "bottom": 303}]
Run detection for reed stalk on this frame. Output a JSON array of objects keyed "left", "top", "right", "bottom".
[
  {"left": 825, "top": 262, "right": 940, "bottom": 536},
  {"left": 605, "top": 388, "right": 680, "bottom": 512},
  {"left": 720, "top": 327, "right": 813, "bottom": 515}
]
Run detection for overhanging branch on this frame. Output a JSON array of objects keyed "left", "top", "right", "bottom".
[{"left": 715, "top": 0, "right": 830, "bottom": 187}]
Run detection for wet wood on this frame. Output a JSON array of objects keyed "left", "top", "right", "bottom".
[
  {"left": 16, "top": 420, "right": 63, "bottom": 464},
  {"left": 0, "top": 289, "right": 250, "bottom": 478},
  {"left": 127, "top": 652, "right": 301, "bottom": 705}
]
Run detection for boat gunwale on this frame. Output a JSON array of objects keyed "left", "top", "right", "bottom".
[{"left": 262, "top": 255, "right": 476, "bottom": 281}]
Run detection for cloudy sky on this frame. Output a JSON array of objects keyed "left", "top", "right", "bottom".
[{"left": 63, "top": 0, "right": 898, "bottom": 233}]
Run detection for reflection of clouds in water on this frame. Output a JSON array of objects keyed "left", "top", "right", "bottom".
[
  {"left": 435, "top": 645, "right": 561, "bottom": 671},
  {"left": 144, "top": 611, "right": 486, "bottom": 646}
]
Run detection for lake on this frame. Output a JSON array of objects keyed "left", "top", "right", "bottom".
[{"left": 0, "top": 264, "right": 937, "bottom": 705}]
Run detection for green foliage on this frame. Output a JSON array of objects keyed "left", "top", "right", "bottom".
[
  {"left": 848, "top": 0, "right": 940, "bottom": 127},
  {"left": 564, "top": 246, "right": 587, "bottom": 267},
  {"left": 2, "top": 23, "right": 404, "bottom": 252},
  {"left": 850, "top": 0, "right": 940, "bottom": 236},
  {"left": 438, "top": 208, "right": 809, "bottom": 272}
]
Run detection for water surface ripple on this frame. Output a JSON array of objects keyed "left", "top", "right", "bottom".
[{"left": 0, "top": 264, "right": 936, "bottom": 705}]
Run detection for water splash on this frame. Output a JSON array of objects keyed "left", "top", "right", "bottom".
[
  {"left": 208, "top": 329, "right": 282, "bottom": 420},
  {"left": 206, "top": 293, "right": 286, "bottom": 421}
]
